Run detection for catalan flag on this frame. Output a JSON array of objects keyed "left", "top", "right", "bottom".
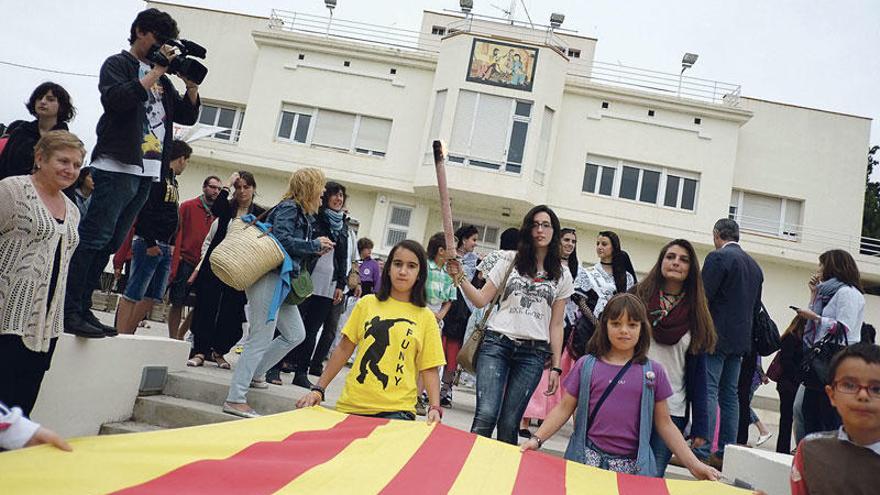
[{"left": 0, "top": 407, "right": 748, "bottom": 494}]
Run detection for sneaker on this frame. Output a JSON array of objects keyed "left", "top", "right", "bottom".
[
  {"left": 83, "top": 310, "right": 117, "bottom": 336},
  {"left": 415, "top": 393, "right": 428, "bottom": 416},
  {"left": 64, "top": 313, "right": 106, "bottom": 339},
  {"left": 440, "top": 394, "right": 452, "bottom": 408},
  {"left": 518, "top": 428, "right": 532, "bottom": 439},
  {"left": 249, "top": 376, "right": 269, "bottom": 389},
  {"left": 308, "top": 365, "right": 324, "bottom": 377},
  {"left": 291, "top": 372, "right": 314, "bottom": 389},
  {"left": 755, "top": 432, "right": 774, "bottom": 447}
]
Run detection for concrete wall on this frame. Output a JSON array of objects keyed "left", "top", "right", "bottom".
[{"left": 31, "top": 334, "right": 190, "bottom": 438}]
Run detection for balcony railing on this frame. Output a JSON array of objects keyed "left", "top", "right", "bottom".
[{"left": 266, "top": 10, "right": 741, "bottom": 107}]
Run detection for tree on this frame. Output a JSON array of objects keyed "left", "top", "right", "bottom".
[{"left": 862, "top": 145, "right": 880, "bottom": 254}]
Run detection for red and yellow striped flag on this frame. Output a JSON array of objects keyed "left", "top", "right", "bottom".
[{"left": 0, "top": 407, "right": 748, "bottom": 494}]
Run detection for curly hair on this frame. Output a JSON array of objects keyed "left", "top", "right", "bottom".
[
  {"left": 129, "top": 8, "right": 179, "bottom": 44},
  {"left": 283, "top": 167, "right": 325, "bottom": 215}
]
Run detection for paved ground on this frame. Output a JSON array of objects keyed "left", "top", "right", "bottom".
[{"left": 95, "top": 308, "right": 785, "bottom": 478}]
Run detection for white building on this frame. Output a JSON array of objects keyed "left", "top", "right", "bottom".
[{"left": 153, "top": 1, "right": 878, "bottom": 327}]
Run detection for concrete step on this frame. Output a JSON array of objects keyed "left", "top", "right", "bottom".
[
  {"left": 163, "top": 370, "right": 300, "bottom": 415},
  {"left": 99, "top": 421, "right": 165, "bottom": 435},
  {"left": 131, "top": 395, "right": 239, "bottom": 429}
]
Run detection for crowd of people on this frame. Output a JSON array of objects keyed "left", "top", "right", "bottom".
[{"left": 1, "top": 7, "right": 878, "bottom": 493}]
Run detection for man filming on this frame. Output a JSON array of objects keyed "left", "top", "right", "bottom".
[{"left": 64, "top": 8, "right": 201, "bottom": 338}]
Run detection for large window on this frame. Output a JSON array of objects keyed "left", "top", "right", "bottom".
[
  {"left": 384, "top": 204, "right": 413, "bottom": 248},
  {"left": 198, "top": 103, "right": 245, "bottom": 142},
  {"left": 582, "top": 155, "right": 699, "bottom": 211},
  {"left": 277, "top": 105, "right": 391, "bottom": 157},
  {"left": 729, "top": 190, "right": 802, "bottom": 239},
  {"left": 448, "top": 90, "right": 531, "bottom": 174}
]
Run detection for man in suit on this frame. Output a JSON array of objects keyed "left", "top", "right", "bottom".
[{"left": 696, "top": 219, "right": 764, "bottom": 467}]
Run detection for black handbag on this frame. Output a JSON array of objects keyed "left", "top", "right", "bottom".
[
  {"left": 801, "top": 323, "right": 848, "bottom": 390},
  {"left": 753, "top": 302, "right": 781, "bottom": 356}
]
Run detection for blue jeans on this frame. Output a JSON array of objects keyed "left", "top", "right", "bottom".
[
  {"left": 650, "top": 415, "right": 688, "bottom": 476},
  {"left": 64, "top": 169, "right": 152, "bottom": 316},
  {"left": 226, "top": 271, "right": 306, "bottom": 404},
  {"left": 695, "top": 352, "right": 742, "bottom": 459},
  {"left": 470, "top": 330, "right": 550, "bottom": 445},
  {"left": 123, "top": 238, "right": 172, "bottom": 302}
]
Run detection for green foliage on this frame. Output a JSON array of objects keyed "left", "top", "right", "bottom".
[{"left": 864, "top": 145, "right": 880, "bottom": 239}]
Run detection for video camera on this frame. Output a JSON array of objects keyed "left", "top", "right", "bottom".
[{"left": 147, "top": 39, "right": 208, "bottom": 85}]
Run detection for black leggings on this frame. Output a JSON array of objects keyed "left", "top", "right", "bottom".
[
  {"left": 274, "top": 295, "right": 334, "bottom": 373},
  {"left": 776, "top": 383, "right": 797, "bottom": 453},
  {"left": 0, "top": 336, "right": 57, "bottom": 416}
]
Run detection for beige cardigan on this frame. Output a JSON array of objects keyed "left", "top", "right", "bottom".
[{"left": 0, "top": 176, "right": 80, "bottom": 352}]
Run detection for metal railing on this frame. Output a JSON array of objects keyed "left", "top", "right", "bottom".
[
  {"left": 266, "top": 10, "right": 742, "bottom": 107},
  {"left": 570, "top": 60, "right": 741, "bottom": 106}
]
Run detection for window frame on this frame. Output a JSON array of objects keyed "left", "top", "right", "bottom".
[
  {"left": 276, "top": 105, "right": 390, "bottom": 158},
  {"left": 384, "top": 203, "right": 413, "bottom": 249},
  {"left": 581, "top": 155, "right": 700, "bottom": 212},
  {"left": 729, "top": 189, "right": 803, "bottom": 240},
  {"left": 276, "top": 106, "right": 314, "bottom": 144},
  {"left": 448, "top": 90, "right": 532, "bottom": 175},
  {"left": 451, "top": 219, "right": 502, "bottom": 250},
  {"left": 197, "top": 102, "right": 246, "bottom": 142}
]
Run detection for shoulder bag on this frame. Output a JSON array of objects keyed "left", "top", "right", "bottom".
[
  {"left": 753, "top": 302, "right": 781, "bottom": 356},
  {"left": 456, "top": 258, "right": 516, "bottom": 374},
  {"left": 801, "top": 321, "right": 848, "bottom": 390}
]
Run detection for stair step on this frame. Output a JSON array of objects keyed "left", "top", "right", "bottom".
[
  {"left": 99, "top": 421, "right": 165, "bottom": 435},
  {"left": 131, "top": 395, "right": 239, "bottom": 428},
  {"left": 163, "top": 370, "right": 300, "bottom": 415}
]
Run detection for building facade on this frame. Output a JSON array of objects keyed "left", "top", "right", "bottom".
[{"left": 152, "top": 2, "right": 878, "bottom": 330}]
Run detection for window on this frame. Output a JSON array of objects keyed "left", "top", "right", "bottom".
[
  {"left": 384, "top": 204, "right": 412, "bottom": 248},
  {"left": 431, "top": 25, "right": 446, "bottom": 36},
  {"left": 729, "top": 190, "right": 803, "bottom": 239},
  {"left": 567, "top": 48, "right": 581, "bottom": 58},
  {"left": 198, "top": 103, "right": 245, "bottom": 142},
  {"left": 534, "top": 106, "right": 554, "bottom": 185},
  {"left": 582, "top": 155, "right": 699, "bottom": 211},
  {"left": 279, "top": 105, "right": 391, "bottom": 157},
  {"left": 448, "top": 90, "right": 531, "bottom": 174},
  {"left": 452, "top": 220, "right": 501, "bottom": 249},
  {"left": 277, "top": 105, "right": 312, "bottom": 143}
]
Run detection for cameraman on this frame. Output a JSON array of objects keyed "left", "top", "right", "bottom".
[{"left": 64, "top": 8, "right": 201, "bottom": 338}]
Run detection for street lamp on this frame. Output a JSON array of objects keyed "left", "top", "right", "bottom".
[
  {"left": 325, "top": 0, "right": 336, "bottom": 37},
  {"left": 678, "top": 52, "right": 698, "bottom": 97},
  {"left": 460, "top": 0, "right": 473, "bottom": 14},
  {"left": 549, "top": 12, "right": 565, "bottom": 29}
]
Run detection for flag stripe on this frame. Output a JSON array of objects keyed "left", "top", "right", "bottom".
[
  {"left": 112, "top": 414, "right": 386, "bottom": 495},
  {"left": 448, "top": 436, "right": 522, "bottom": 494},
  {"left": 617, "top": 472, "right": 671, "bottom": 495},
  {"left": 379, "top": 424, "right": 477, "bottom": 494},
  {"left": 511, "top": 450, "right": 567, "bottom": 495},
  {"left": 565, "top": 459, "right": 620, "bottom": 493}
]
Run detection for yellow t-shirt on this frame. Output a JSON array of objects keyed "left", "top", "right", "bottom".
[{"left": 336, "top": 295, "right": 446, "bottom": 415}]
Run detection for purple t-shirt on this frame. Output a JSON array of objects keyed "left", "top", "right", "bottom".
[
  {"left": 563, "top": 356, "right": 673, "bottom": 456},
  {"left": 359, "top": 258, "right": 382, "bottom": 294}
]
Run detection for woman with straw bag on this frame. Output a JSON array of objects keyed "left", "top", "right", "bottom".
[{"left": 223, "top": 168, "right": 334, "bottom": 418}]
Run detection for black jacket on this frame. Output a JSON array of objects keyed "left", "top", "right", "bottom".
[
  {"left": 702, "top": 243, "right": 764, "bottom": 355},
  {"left": 0, "top": 120, "right": 68, "bottom": 179},
  {"left": 92, "top": 51, "right": 199, "bottom": 169},
  {"left": 310, "top": 209, "right": 349, "bottom": 291},
  {"left": 135, "top": 174, "right": 180, "bottom": 247},
  {"left": 204, "top": 189, "right": 266, "bottom": 261}
]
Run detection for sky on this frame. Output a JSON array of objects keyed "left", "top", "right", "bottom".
[{"left": 1, "top": 0, "right": 878, "bottom": 163}]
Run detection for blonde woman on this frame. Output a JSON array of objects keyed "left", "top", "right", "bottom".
[
  {"left": 223, "top": 168, "right": 334, "bottom": 417},
  {"left": 0, "top": 131, "right": 85, "bottom": 415}
]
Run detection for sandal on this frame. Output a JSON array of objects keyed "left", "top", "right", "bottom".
[
  {"left": 212, "top": 352, "right": 231, "bottom": 370},
  {"left": 186, "top": 354, "right": 205, "bottom": 367},
  {"left": 266, "top": 369, "right": 283, "bottom": 386}
]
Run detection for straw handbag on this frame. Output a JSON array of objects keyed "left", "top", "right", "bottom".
[
  {"left": 210, "top": 214, "right": 284, "bottom": 291},
  {"left": 457, "top": 259, "right": 515, "bottom": 374}
]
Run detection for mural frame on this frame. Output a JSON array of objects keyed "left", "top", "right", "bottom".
[{"left": 465, "top": 38, "right": 538, "bottom": 92}]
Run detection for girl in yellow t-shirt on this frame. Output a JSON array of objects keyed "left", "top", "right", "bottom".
[{"left": 297, "top": 240, "right": 446, "bottom": 422}]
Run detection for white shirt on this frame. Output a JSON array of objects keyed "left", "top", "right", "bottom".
[
  {"left": 648, "top": 332, "right": 691, "bottom": 417},
  {"left": 814, "top": 285, "right": 865, "bottom": 344},
  {"left": 486, "top": 256, "right": 574, "bottom": 341},
  {"left": 574, "top": 262, "right": 635, "bottom": 316}
]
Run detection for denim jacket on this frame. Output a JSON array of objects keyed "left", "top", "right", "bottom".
[
  {"left": 564, "top": 354, "right": 658, "bottom": 477},
  {"left": 266, "top": 199, "right": 322, "bottom": 278}
]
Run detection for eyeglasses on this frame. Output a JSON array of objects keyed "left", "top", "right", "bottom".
[
  {"left": 833, "top": 380, "right": 880, "bottom": 398},
  {"left": 532, "top": 222, "right": 552, "bottom": 230}
]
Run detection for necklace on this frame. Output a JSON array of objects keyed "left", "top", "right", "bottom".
[{"left": 600, "top": 261, "right": 613, "bottom": 266}]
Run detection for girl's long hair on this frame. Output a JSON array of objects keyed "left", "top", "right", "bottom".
[
  {"left": 633, "top": 239, "right": 716, "bottom": 354},
  {"left": 586, "top": 293, "right": 653, "bottom": 364},
  {"left": 561, "top": 228, "right": 579, "bottom": 278},
  {"left": 516, "top": 205, "right": 563, "bottom": 281},
  {"left": 597, "top": 231, "right": 634, "bottom": 293},
  {"left": 376, "top": 239, "right": 428, "bottom": 307},
  {"left": 819, "top": 249, "right": 862, "bottom": 292}
]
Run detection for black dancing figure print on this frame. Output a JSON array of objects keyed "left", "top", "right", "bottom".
[{"left": 356, "top": 316, "right": 415, "bottom": 389}]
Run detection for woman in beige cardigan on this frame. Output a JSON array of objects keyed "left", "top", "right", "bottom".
[{"left": 0, "top": 131, "right": 85, "bottom": 416}]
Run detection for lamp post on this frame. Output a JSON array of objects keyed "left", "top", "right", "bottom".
[
  {"left": 677, "top": 52, "right": 698, "bottom": 97},
  {"left": 325, "top": 0, "right": 336, "bottom": 37}
]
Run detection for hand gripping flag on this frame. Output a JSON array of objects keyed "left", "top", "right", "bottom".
[{"left": 0, "top": 407, "right": 749, "bottom": 494}]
